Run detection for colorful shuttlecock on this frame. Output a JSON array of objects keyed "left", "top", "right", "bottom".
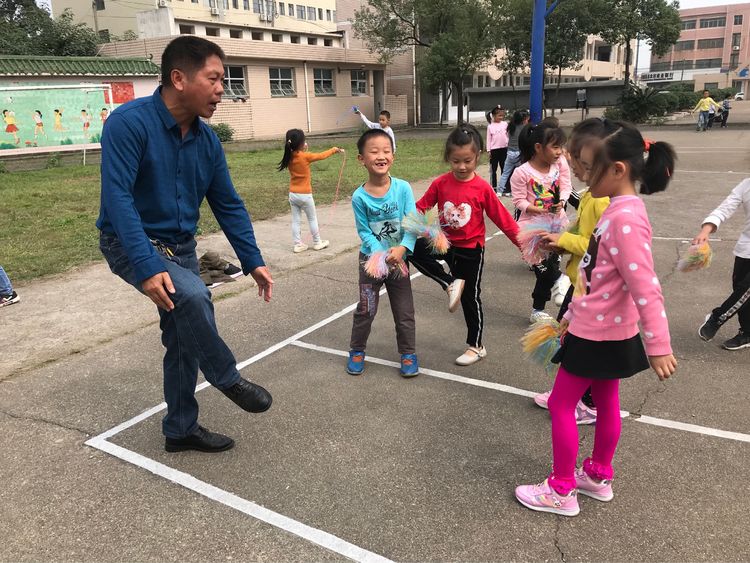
[
  {"left": 521, "top": 318, "right": 562, "bottom": 376},
  {"left": 363, "top": 251, "right": 409, "bottom": 280},
  {"left": 677, "top": 242, "right": 713, "bottom": 272},
  {"left": 403, "top": 210, "right": 451, "bottom": 254},
  {"left": 518, "top": 215, "right": 568, "bottom": 265}
]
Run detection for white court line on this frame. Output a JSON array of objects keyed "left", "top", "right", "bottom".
[
  {"left": 290, "top": 341, "right": 630, "bottom": 417},
  {"left": 635, "top": 416, "right": 750, "bottom": 444},
  {"left": 85, "top": 437, "right": 393, "bottom": 563},
  {"left": 652, "top": 236, "right": 723, "bottom": 242},
  {"left": 675, "top": 169, "right": 750, "bottom": 175},
  {"left": 291, "top": 341, "right": 750, "bottom": 444}
]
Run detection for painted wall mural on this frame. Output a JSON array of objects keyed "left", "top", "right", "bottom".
[{"left": 0, "top": 81, "right": 135, "bottom": 150}]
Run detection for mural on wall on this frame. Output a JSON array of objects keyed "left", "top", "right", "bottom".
[{"left": 0, "top": 81, "right": 135, "bottom": 150}]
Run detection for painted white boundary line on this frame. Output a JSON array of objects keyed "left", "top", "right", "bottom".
[
  {"left": 291, "top": 340, "right": 538, "bottom": 399},
  {"left": 635, "top": 415, "right": 750, "bottom": 443},
  {"left": 84, "top": 437, "right": 393, "bottom": 563},
  {"left": 290, "top": 341, "right": 750, "bottom": 444},
  {"left": 291, "top": 341, "right": 634, "bottom": 418},
  {"left": 675, "top": 169, "right": 750, "bottom": 175}
]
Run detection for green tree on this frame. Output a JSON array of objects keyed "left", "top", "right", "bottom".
[
  {"left": 596, "top": 0, "right": 681, "bottom": 87},
  {"left": 0, "top": 2, "right": 98, "bottom": 56},
  {"left": 353, "top": 0, "right": 500, "bottom": 124},
  {"left": 545, "top": 0, "right": 605, "bottom": 113}
]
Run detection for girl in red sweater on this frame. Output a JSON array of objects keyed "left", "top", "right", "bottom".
[{"left": 408, "top": 124, "right": 520, "bottom": 365}]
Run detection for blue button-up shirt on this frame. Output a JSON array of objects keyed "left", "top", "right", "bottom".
[{"left": 97, "top": 88, "right": 264, "bottom": 283}]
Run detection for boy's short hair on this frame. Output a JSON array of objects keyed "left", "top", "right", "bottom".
[
  {"left": 357, "top": 128, "right": 393, "bottom": 153},
  {"left": 379, "top": 110, "right": 391, "bottom": 120}
]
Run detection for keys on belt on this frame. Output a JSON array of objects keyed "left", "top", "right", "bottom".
[{"left": 150, "top": 238, "right": 175, "bottom": 257}]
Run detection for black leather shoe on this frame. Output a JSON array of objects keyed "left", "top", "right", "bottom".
[
  {"left": 165, "top": 425, "right": 235, "bottom": 453},
  {"left": 220, "top": 377, "right": 272, "bottom": 413}
]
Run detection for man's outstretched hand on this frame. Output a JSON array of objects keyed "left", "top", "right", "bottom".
[{"left": 251, "top": 266, "right": 274, "bottom": 302}]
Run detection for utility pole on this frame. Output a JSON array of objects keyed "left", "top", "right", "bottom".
[
  {"left": 91, "top": 0, "right": 99, "bottom": 35},
  {"left": 529, "top": 0, "right": 559, "bottom": 124}
]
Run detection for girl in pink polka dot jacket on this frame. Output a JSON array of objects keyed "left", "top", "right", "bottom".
[{"left": 515, "top": 119, "right": 678, "bottom": 517}]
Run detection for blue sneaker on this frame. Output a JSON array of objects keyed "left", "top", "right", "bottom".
[
  {"left": 400, "top": 354, "right": 419, "bottom": 377},
  {"left": 347, "top": 350, "right": 365, "bottom": 375}
]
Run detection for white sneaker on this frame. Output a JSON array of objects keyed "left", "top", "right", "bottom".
[
  {"left": 534, "top": 390, "right": 551, "bottom": 409},
  {"left": 455, "top": 346, "right": 487, "bottom": 366},
  {"left": 552, "top": 274, "right": 571, "bottom": 307},
  {"left": 446, "top": 279, "right": 465, "bottom": 313},
  {"left": 312, "top": 239, "right": 329, "bottom": 251},
  {"left": 530, "top": 310, "right": 553, "bottom": 323},
  {"left": 293, "top": 243, "right": 308, "bottom": 253}
]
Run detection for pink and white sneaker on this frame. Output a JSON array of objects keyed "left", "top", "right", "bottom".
[
  {"left": 574, "top": 467, "right": 613, "bottom": 501},
  {"left": 514, "top": 479, "right": 580, "bottom": 516},
  {"left": 534, "top": 391, "right": 551, "bottom": 409},
  {"left": 575, "top": 401, "right": 597, "bottom": 425},
  {"left": 534, "top": 394, "right": 597, "bottom": 425}
]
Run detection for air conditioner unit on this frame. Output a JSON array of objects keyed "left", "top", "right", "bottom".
[
  {"left": 157, "top": 0, "right": 167, "bottom": 7},
  {"left": 733, "top": 45, "right": 741, "bottom": 51},
  {"left": 210, "top": 7, "right": 220, "bottom": 15},
  {"left": 260, "top": 12, "right": 272, "bottom": 21}
]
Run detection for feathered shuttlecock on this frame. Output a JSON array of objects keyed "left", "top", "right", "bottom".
[
  {"left": 363, "top": 251, "right": 409, "bottom": 280},
  {"left": 521, "top": 318, "right": 561, "bottom": 376},
  {"left": 403, "top": 210, "right": 451, "bottom": 254},
  {"left": 518, "top": 215, "right": 567, "bottom": 265},
  {"left": 677, "top": 242, "right": 713, "bottom": 272}
]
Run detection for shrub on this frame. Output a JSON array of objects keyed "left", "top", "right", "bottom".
[
  {"left": 209, "top": 123, "right": 235, "bottom": 142},
  {"left": 616, "top": 83, "right": 667, "bottom": 123},
  {"left": 46, "top": 153, "right": 62, "bottom": 169}
]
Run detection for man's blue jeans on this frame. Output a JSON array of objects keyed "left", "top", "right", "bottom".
[
  {"left": 0, "top": 265, "right": 12, "bottom": 296},
  {"left": 99, "top": 232, "right": 241, "bottom": 438}
]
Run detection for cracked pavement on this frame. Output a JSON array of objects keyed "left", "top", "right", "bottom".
[{"left": 1, "top": 129, "right": 750, "bottom": 561}]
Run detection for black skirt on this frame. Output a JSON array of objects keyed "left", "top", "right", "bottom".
[{"left": 552, "top": 332, "right": 650, "bottom": 380}]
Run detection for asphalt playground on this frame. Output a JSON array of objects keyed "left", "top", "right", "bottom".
[{"left": 1, "top": 126, "right": 750, "bottom": 562}]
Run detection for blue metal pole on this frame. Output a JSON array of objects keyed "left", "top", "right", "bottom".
[{"left": 529, "top": 0, "right": 547, "bottom": 124}]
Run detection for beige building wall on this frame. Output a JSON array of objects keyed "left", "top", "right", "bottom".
[
  {"left": 99, "top": 36, "right": 384, "bottom": 139},
  {"left": 52, "top": 0, "right": 338, "bottom": 39},
  {"left": 336, "top": 0, "right": 416, "bottom": 124}
]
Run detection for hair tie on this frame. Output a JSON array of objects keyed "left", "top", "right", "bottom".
[
  {"left": 287, "top": 139, "right": 292, "bottom": 144},
  {"left": 643, "top": 139, "right": 653, "bottom": 152},
  {"left": 462, "top": 129, "right": 469, "bottom": 135}
]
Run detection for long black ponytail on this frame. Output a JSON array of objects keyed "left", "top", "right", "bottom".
[{"left": 277, "top": 128, "right": 305, "bottom": 171}]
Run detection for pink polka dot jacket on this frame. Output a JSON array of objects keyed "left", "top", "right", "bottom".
[{"left": 564, "top": 195, "right": 673, "bottom": 357}]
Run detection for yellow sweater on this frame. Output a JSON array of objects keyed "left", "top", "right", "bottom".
[
  {"left": 288, "top": 148, "right": 337, "bottom": 194},
  {"left": 556, "top": 190, "right": 610, "bottom": 283},
  {"left": 693, "top": 97, "right": 719, "bottom": 112}
]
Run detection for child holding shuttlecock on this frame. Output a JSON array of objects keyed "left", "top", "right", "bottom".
[
  {"left": 695, "top": 177, "right": 750, "bottom": 351},
  {"left": 346, "top": 128, "right": 419, "bottom": 378}
]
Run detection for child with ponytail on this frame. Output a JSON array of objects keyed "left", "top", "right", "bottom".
[
  {"left": 515, "top": 119, "right": 678, "bottom": 517},
  {"left": 278, "top": 128, "right": 344, "bottom": 253}
]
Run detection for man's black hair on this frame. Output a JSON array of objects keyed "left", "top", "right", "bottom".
[{"left": 161, "top": 36, "right": 226, "bottom": 88}]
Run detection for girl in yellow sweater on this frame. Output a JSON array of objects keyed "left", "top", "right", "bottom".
[
  {"left": 278, "top": 128, "right": 344, "bottom": 253},
  {"left": 533, "top": 118, "right": 611, "bottom": 424}
]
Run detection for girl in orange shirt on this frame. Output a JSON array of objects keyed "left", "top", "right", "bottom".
[{"left": 278, "top": 128, "right": 344, "bottom": 253}]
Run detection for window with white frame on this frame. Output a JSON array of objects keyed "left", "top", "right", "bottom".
[
  {"left": 223, "top": 65, "right": 248, "bottom": 97},
  {"left": 313, "top": 68, "right": 334, "bottom": 95},
  {"left": 296, "top": 4, "right": 305, "bottom": 18},
  {"left": 252, "top": 0, "right": 261, "bottom": 12},
  {"left": 270, "top": 67, "right": 295, "bottom": 96},
  {"left": 318, "top": 7, "right": 322, "bottom": 19},
  {"left": 243, "top": 0, "right": 249, "bottom": 8},
  {"left": 288, "top": 3, "right": 293, "bottom": 15},
  {"left": 326, "top": 9, "right": 331, "bottom": 20},
  {"left": 307, "top": 6, "right": 315, "bottom": 20},
  {"left": 351, "top": 70, "right": 367, "bottom": 95},
  {"left": 278, "top": 2, "right": 284, "bottom": 14}
]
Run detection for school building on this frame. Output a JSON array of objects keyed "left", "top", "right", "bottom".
[
  {"left": 644, "top": 3, "right": 750, "bottom": 93},
  {"left": 52, "top": 0, "right": 405, "bottom": 140}
]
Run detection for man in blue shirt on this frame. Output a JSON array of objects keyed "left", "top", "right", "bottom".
[{"left": 98, "top": 36, "right": 273, "bottom": 453}]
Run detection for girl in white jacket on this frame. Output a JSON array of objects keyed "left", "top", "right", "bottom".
[{"left": 695, "top": 178, "right": 750, "bottom": 350}]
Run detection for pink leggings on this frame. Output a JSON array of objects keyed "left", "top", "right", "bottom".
[{"left": 548, "top": 366, "right": 621, "bottom": 495}]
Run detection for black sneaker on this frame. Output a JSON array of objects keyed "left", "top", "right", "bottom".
[
  {"left": 722, "top": 331, "right": 750, "bottom": 351},
  {"left": 0, "top": 290, "right": 20, "bottom": 308},
  {"left": 220, "top": 377, "right": 272, "bottom": 413},
  {"left": 165, "top": 425, "right": 235, "bottom": 453},
  {"left": 698, "top": 314, "right": 721, "bottom": 341}
]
